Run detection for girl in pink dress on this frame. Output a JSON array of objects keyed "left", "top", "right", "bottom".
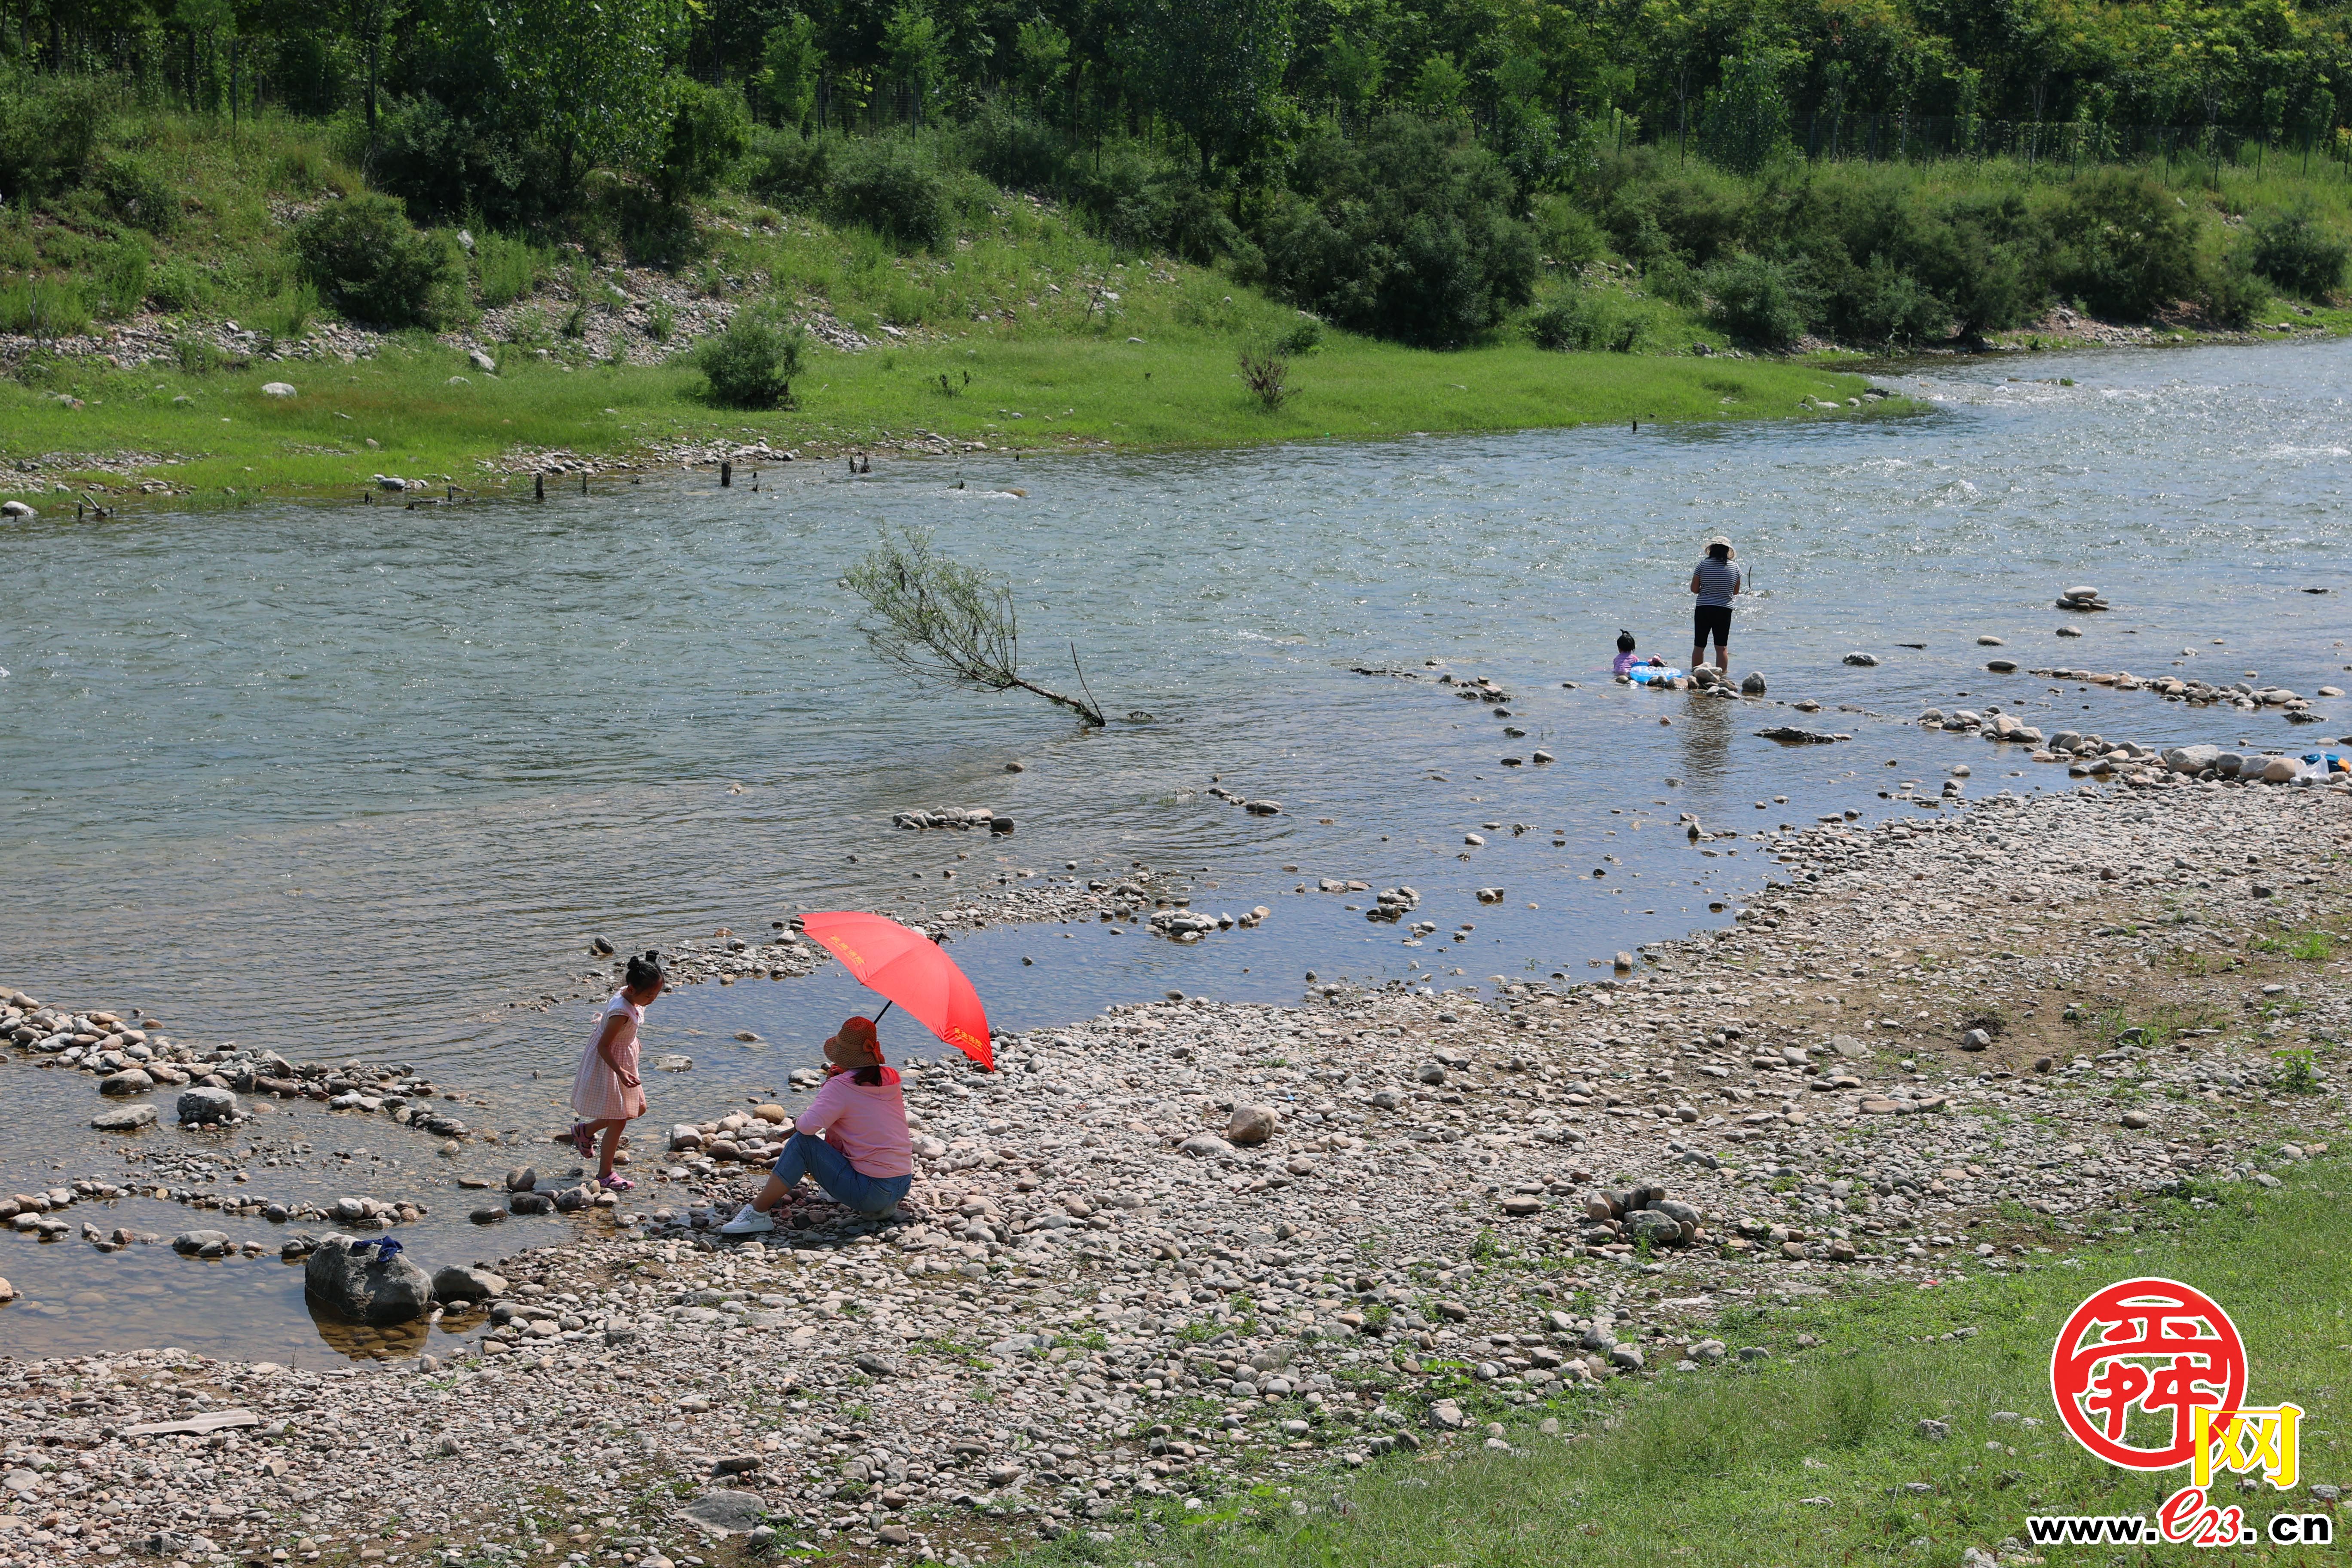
[{"left": 570, "top": 951, "right": 664, "bottom": 1190}]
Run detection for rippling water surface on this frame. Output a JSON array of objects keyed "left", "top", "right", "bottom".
[{"left": 3, "top": 338, "right": 2348, "bottom": 1360}]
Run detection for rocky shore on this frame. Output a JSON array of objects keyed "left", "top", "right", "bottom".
[{"left": 3, "top": 772, "right": 2347, "bottom": 1568}]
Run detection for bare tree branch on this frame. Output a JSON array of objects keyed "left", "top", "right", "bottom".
[{"left": 843, "top": 527, "right": 1105, "bottom": 726}]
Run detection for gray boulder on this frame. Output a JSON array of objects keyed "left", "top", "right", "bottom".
[
  {"left": 509, "top": 1191, "right": 555, "bottom": 1215},
  {"left": 303, "top": 1234, "right": 432, "bottom": 1325},
  {"left": 92, "top": 1104, "right": 157, "bottom": 1131},
  {"left": 98, "top": 1069, "right": 154, "bottom": 1096},
  {"left": 1740, "top": 671, "right": 1767, "bottom": 695},
  {"left": 1843, "top": 651, "right": 1881, "bottom": 667},
  {"left": 675, "top": 1488, "right": 767, "bottom": 1538},
  {"left": 172, "top": 1230, "right": 232, "bottom": 1257},
  {"left": 2164, "top": 744, "right": 2220, "bottom": 775},
  {"left": 504, "top": 1166, "right": 538, "bottom": 1192},
  {"left": 178, "top": 1086, "right": 239, "bottom": 1124},
  {"left": 1625, "top": 1209, "right": 1684, "bottom": 1246},
  {"left": 431, "top": 1265, "right": 507, "bottom": 1303}
]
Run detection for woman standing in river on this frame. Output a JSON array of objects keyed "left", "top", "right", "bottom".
[
  {"left": 569, "top": 950, "right": 664, "bottom": 1191},
  {"left": 1688, "top": 536, "right": 1742, "bottom": 674}
]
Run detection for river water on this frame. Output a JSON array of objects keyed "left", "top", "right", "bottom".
[{"left": 3, "top": 337, "right": 2347, "bottom": 1362}]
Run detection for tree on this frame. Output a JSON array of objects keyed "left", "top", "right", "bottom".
[
  {"left": 1324, "top": 30, "right": 1384, "bottom": 121},
  {"left": 486, "top": 0, "right": 686, "bottom": 194},
  {"left": 1122, "top": 0, "right": 1292, "bottom": 181},
  {"left": 1014, "top": 14, "right": 1071, "bottom": 108},
  {"left": 845, "top": 528, "right": 1105, "bottom": 727},
  {"left": 756, "top": 13, "right": 822, "bottom": 130},
  {"left": 883, "top": 0, "right": 946, "bottom": 129}
]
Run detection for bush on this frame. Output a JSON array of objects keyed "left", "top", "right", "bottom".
[
  {"left": 475, "top": 231, "right": 549, "bottom": 308},
  {"left": 0, "top": 278, "right": 90, "bottom": 338},
  {"left": 2203, "top": 251, "right": 2268, "bottom": 328},
  {"left": 0, "top": 71, "right": 103, "bottom": 200},
  {"left": 147, "top": 258, "right": 217, "bottom": 313},
  {"left": 1531, "top": 194, "right": 1608, "bottom": 269},
  {"left": 826, "top": 138, "right": 952, "bottom": 251},
  {"left": 1828, "top": 255, "right": 1949, "bottom": 346},
  {"left": 95, "top": 239, "right": 149, "bottom": 318},
  {"left": 291, "top": 193, "right": 461, "bottom": 327},
  {"left": 2250, "top": 203, "right": 2348, "bottom": 299},
  {"left": 1528, "top": 289, "right": 1643, "bottom": 352},
  {"left": 1701, "top": 253, "right": 1812, "bottom": 345},
  {"left": 93, "top": 152, "right": 178, "bottom": 234},
  {"left": 2052, "top": 170, "right": 2198, "bottom": 319},
  {"left": 744, "top": 125, "right": 834, "bottom": 209},
  {"left": 1643, "top": 255, "right": 1703, "bottom": 309},
  {"left": 371, "top": 92, "right": 563, "bottom": 230},
  {"left": 698, "top": 313, "right": 807, "bottom": 407},
  {"left": 174, "top": 334, "right": 224, "bottom": 374},
  {"left": 656, "top": 78, "right": 752, "bottom": 204},
  {"left": 1161, "top": 186, "right": 1242, "bottom": 264},
  {"left": 1256, "top": 115, "right": 1538, "bottom": 346}
]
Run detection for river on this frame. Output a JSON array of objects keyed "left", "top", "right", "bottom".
[{"left": 1, "top": 337, "right": 2346, "bottom": 1361}]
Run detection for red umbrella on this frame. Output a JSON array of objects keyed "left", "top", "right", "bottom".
[{"left": 797, "top": 911, "right": 995, "bottom": 1071}]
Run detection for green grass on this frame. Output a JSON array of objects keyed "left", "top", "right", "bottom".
[
  {"left": 0, "top": 328, "right": 1888, "bottom": 503},
  {"left": 1032, "top": 1164, "right": 2352, "bottom": 1568}
]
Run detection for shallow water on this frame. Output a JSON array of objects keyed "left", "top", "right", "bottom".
[{"left": 3, "top": 337, "right": 2348, "bottom": 1362}]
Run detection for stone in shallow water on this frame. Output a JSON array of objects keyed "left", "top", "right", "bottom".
[{"left": 92, "top": 1104, "right": 156, "bottom": 1132}]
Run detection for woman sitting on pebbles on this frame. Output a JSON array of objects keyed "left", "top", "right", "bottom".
[
  {"left": 720, "top": 1016, "right": 913, "bottom": 1234},
  {"left": 569, "top": 951, "right": 664, "bottom": 1192}
]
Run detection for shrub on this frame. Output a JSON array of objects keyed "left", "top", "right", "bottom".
[
  {"left": 1643, "top": 254, "right": 1703, "bottom": 308},
  {"left": 1162, "top": 186, "right": 1242, "bottom": 264},
  {"left": 0, "top": 278, "right": 90, "bottom": 338},
  {"left": 95, "top": 239, "right": 149, "bottom": 318},
  {"left": 1238, "top": 345, "right": 1291, "bottom": 409},
  {"left": 2250, "top": 204, "right": 2348, "bottom": 299},
  {"left": 1528, "top": 289, "right": 1642, "bottom": 352},
  {"left": 698, "top": 313, "right": 807, "bottom": 406},
  {"left": 257, "top": 281, "right": 322, "bottom": 340},
  {"left": 656, "top": 78, "right": 752, "bottom": 204},
  {"left": 826, "top": 138, "right": 952, "bottom": 251},
  {"left": 1701, "top": 253, "right": 1812, "bottom": 345},
  {"left": 744, "top": 125, "right": 833, "bottom": 209},
  {"left": 2052, "top": 170, "right": 2198, "bottom": 319},
  {"left": 148, "top": 258, "right": 217, "bottom": 314},
  {"left": 1256, "top": 114, "right": 1537, "bottom": 346},
  {"left": 174, "top": 334, "right": 225, "bottom": 374},
  {"left": 0, "top": 71, "right": 103, "bottom": 199},
  {"left": 1271, "top": 315, "right": 1323, "bottom": 355},
  {"left": 94, "top": 152, "right": 178, "bottom": 233},
  {"left": 475, "top": 230, "right": 549, "bottom": 308},
  {"left": 1829, "top": 255, "right": 1949, "bottom": 346},
  {"left": 291, "top": 193, "right": 460, "bottom": 327},
  {"left": 1532, "top": 194, "right": 1607, "bottom": 269},
  {"left": 371, "top": 92, "right": 562, "bottom": 230},
  {"left": 2202, "top": 251, "right": 2268, "bottom": 328}
]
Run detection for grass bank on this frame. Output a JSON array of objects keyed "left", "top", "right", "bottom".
[
  {"left": 1035, "top": 1162, "right": 2348, "bottom": 1568},
  {"left": 0, "top": 330, "right": 1887, "bottom": 505}
]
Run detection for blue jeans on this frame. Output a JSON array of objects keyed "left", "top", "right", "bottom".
[{"left": 769, "top": 1131, "right": 910, "bottom": 1216}]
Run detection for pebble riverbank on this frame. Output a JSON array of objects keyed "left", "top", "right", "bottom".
[{"left": 2, "top": 771, "right": 2347, "bottom": 1568}]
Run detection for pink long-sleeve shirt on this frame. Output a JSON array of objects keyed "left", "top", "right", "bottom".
[{"left": 796, "top": 1067, "right": 915, "bottom": 1178}]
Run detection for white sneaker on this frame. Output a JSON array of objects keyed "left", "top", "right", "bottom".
[{"left": 717, "top": 1203, "right": 775, "bottom": 1236}]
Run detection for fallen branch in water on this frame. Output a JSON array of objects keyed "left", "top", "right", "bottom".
[{"left": 843, "top": 527, "right": 1105, "bottom": 727}]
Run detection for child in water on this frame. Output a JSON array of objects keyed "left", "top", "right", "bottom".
[{"left": 1612, "top": 630, "right": 1666, "bottom": 679}]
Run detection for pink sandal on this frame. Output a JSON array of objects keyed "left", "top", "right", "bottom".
[
  {"left": 597, "top": 1173, "right": 634, "bottom": 1192},
  {"left": 569, "top": 1122, "right": 595, "bottom": 1159}
]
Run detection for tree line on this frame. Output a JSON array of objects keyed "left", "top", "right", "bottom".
[{"left": 4, "top": 0, "right": 2348, "bottom": 353}]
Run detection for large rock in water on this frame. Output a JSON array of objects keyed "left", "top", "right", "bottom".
[
  {"left": 98, "top": 1069, "right": 153, "bottom": 1096},
  {"left": 178, "top": 1086, "right": 238, "bottom": 1124},
  {"left": 2164, "top": 744, "right": 2220, "bottom": 775},
  {"left": 92, "top": 1104, "right": 157, "bottom": 1131},
  {"left": 303, "top": 1235, "right": 432, "bottom": 1325}
]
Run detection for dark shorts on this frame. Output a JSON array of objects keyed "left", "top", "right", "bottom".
[{"left": 1694, "top": 603, "right": 1733, "bottom": 646}]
